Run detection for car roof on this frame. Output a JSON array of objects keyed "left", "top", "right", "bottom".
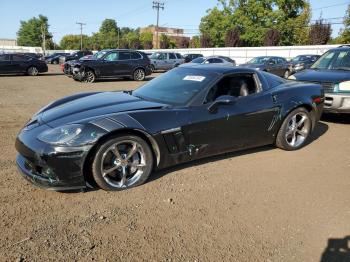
[
  {"left": 180, "top": 64, "right": 258, "bottom": 74},
  {"left": 329, "top": 45, "right": 350, "bottom": 51}
]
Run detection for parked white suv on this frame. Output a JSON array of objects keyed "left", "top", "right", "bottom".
[{"left": 149, "top": 52, "right": 184, "bottom": 71}]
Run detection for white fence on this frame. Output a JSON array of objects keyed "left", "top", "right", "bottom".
[
  {"left": 143, "top": 45, "right": 339, "bottom": 65},
  {"left": 1, "top": 44, "right": 342, "bottom": 65}
]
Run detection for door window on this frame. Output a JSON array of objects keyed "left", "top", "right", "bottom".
[
  {"left": 207, "top": 58, "right": 223, "bottom": 63},
  {"left": 104, "top": 52, "right": 119, "bottom": 61},
  {"left": 119, "top": 52, "right": 131, "bottom": 60},
  {"left": 0, "top": 54, "right": 10, "bottom": 61},
  {"left": 205, "top": 74, "right": 258, "bottom": 103},
  {"left": 130, "top": 52, "right": 142, "bottom": 60},
  {"left": 12, "top": 54, "right": 28, "bottom": 61},
  {"left": 169, "top": 53, "right": 176, "bottom": 59}
]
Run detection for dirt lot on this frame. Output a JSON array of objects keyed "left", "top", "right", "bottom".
[{"left": 0, "top": 65, "right": 349, "bottom": 261}]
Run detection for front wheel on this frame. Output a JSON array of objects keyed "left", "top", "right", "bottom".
[
  {"left": 91, "top": 135, "right": 154, "bottom": 191},
  {"left": 27, "top": 66, "right": 39, "bottom": 76},
  {"left": 133, "top": 68, "right": 145, "bottom": 81},
  {"left": 83, "top": 70, "right": 96, "bottom": 83},
  {"left": 275, "top": 108, "right": 313, "bottom": 151}
]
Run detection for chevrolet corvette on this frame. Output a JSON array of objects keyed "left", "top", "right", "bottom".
[{"left": 15, "top": 65, "right": 324, "bottom": 191}]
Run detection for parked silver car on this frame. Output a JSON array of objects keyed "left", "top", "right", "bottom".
[
  {"left": 149, "top": 52, "right": 184, "bottom": 71},
  {"left": 189, "top": 56, "right": 236, "bottom": 67}
]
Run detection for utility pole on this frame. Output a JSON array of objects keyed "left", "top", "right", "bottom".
[
  {"left": 152, "top": 1, "right": 164, "bottom": 49},
  {"left": 41, "top": 24, "right": 46, "bottom": 55},
  {"left": 76, "top": 22, "right": 86, "bottom": 50}
]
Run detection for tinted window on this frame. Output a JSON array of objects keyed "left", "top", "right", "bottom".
[
  {"left": 221, "top": 56, "right": 234, "bottom": 63},
  {"left": 175, "top": 53, "right": 182, "bottom": 59},
  {"left": 12, "top": 54, "right": 28, "bottom": 61},
  {"left": 169, "top": 53, "right": 176, "bottom": 59},
  {"left": 133, "top": 67, "right": 217, "bottom": 105},
  {"left": 105, "top": 52, "right": 119, "bottom": 61},
  {"left": 119, "top": 52, "right": 131, "bottom": 60},
  {"left": 208, "top": 58, "right": 223, "bottom": 63},
  {"left": 191, "top": 57, "right": 205, "bottom": 63},
  {"left": 130, "top": 52, "right": 142, "bottom": 59},
  {"left": 0, "top": 54, "right": 9, "bottom": 61}
]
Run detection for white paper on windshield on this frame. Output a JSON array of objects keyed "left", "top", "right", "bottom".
[{"left": 183, "top": 75, "right": 206, "bottom": 82}]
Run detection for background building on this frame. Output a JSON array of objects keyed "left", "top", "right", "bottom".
[
  {"left": 140, "top": 26, "right": 190, "bottom": 48},
  {"left": 0, "top": 38, "right": 17, "bottom": 46}
]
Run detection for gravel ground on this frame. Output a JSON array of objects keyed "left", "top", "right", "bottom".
[{"left": 0, "top": 65, "right": 349, "bottom": 261}]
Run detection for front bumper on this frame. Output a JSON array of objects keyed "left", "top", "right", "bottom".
[
  {"left": 15, "top": 127, "right": 92, "bottom": 190},
  {"left": 323, "top": 93, "right": 350, "bottom": 113}
]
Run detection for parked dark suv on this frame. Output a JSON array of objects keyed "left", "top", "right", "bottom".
[
  {"left": 63, "top": 49, "right": 152, "bottom": 82},
  {"left": 0, "top": 53, "right": 48, "bottom": 76},
  {"left": 59, "top": 50, "right": 93, "bottom": 64},
  {"left": 290, "top": 46, "right": 350, "bottom": 113},
  {"left": 240, "top": 56, "right": 290, "bottom": 78}
]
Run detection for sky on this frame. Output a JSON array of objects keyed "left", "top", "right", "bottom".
[{"left": 0, "top": 0, "right": 349, "bottom": 43}]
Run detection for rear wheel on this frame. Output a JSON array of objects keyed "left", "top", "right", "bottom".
[
  {"left": 83, "top": 70, "right": 96, "bottom": 83},
  {"left": 133, "top": 68, "right": 145, "bottom": 81},
  {"left": 53, "top": 60, "right": 58, "bottom": 65},
  {"left": 91, "top": 135, "right": 154, "bottom": 191},
  {"left": 276, "top": 107, "right": 313, "bottom": 151},
  {"left": 27, "top": 66, "right": 39, "bottom": 76}
]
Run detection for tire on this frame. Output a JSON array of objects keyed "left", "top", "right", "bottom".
[
  {"left": 151, "top": 65, "right": 155, "bottom": 73},
  {"left": 284, "top": 70, "right": 290, "bottom": 79},
  {"left": 27, "top": 66, "right": 39, "bottom": 76},
  {"left": 133, "top": 68, "right": 145, "bottom": 81},
  {"left": 83, "top": 70, "right": 96, "bottom": 83},
  {"left": 91, "top": 135, "right": 154, "bottom": 191},
  {"left": 275, "top": 107, "right": 313, "bottom": 151},
  {"left": 53, "top": 60, "right": 58, "bottom": 65}
]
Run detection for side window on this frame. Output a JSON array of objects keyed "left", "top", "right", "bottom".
[
  {"left": 158, "top": 53, "right": 167, "bottom": 60},
  {"left": 104, "top": 52, "right": 119, "bottom": 61},
  {"left": 0, "top": 54, "right": 9, "bottom": 61},
  {"left": 268, "top": 58, "right": 277, "bottom": 65},
  {"left": 12, "top": 54, "right": 28, "bottom": 61},
  {"left": 130, "top": 52, "right": 142, "bottom": 60},
  {"left": 204, "top": 74, "right": 258, "bottom": 103},
  {"left": 208, "top": 58, "right": 223, "bottom": 63},
  {"left": 175, "top": 53, "right": 182, "bottom": 59},
  {"left": 169, "top": 53, "right": 176, "bottom": 59},
  {"left": 119, "top": 52, "right": 131, "bottom": 60},
  {"left": 277, "top": 58, "right": 285, "bottom": 64}
]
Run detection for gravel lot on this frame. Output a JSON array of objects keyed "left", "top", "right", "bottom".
[{"left": 0, "top": 65, "right": 349, "bottom": 261}]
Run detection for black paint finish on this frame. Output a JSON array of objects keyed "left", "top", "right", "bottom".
[{"left": 15, "top": 66, "right": 324, "bottom": 190}]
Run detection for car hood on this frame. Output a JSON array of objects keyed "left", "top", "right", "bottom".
[
  {"left": 293, "top": 69, "right": 350, "bottom": 83},
  {"left": 240, "top": 63, "right": 265, "bottom": 68},
  {"left": 40, "top": 92, "right": 166, "bottom": 127}
]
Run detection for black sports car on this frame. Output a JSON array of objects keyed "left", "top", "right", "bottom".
[{"left": 15, "top": 66, "right": 324, "bottom": 191}]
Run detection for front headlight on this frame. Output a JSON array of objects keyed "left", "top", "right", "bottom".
[
  {"left": 288, "top": 75, "right": 296, "bottom": 80},
  {"left": 38, "top": 124, "right": 83, "bottom": 145},
  {"left": 338, "top": 81, "right": 350, "bottom": 91},
  {"left": 255, "top": 67, "right": 261, "bottom": 70}
]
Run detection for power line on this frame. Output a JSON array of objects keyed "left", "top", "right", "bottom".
[
  {"left": 313, "top": 2, "right": 350, "bottom": 10},
  {"left": 76, "top": 22, "right": 86, "bottom": 50},
  {"left": 153, "top": 1, "right": 164, "bottom": 49}
]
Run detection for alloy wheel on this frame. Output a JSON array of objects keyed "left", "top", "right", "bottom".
[
  {"left": 100, "top": 140, "right": 146, "bottom": 189},
  {"left": 28, "top": 66, "right": 38, "bottom": 76},
  {"left": 285, "top": 112, "right": 311, "bottom": 148},
  {"left": 134, "top": 69, "right": 145, "bottom": 81},
  {"left": 84, "top": 71, "right": 95, "bottom": 83}
]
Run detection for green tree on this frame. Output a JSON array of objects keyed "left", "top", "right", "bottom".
[
  {"left": 91, "top": 19, "right": 119, "bottom": 49},
  {"left": 17, "top": 15, "right": 52, "bottom": 48},
  {"left": 199, "top": 0, "right": 310, "bottom": 47},
  {"left": 337, "top": 4, "right": 350, "bottom": 43},
  {"left": 60, "top": 34, "right": 90, "bottom": 50},
  {"left": 160, "top": 34, "right": 170, "bottom": 49},
  {"left": 99, "top": 19, "right": 118, "bottom": 34},
  {"left": 140, "top": 32, "right": 153, "bottom": 49},
  {"left": 190, "top": 36, "right": 201, "bottom": 48}
]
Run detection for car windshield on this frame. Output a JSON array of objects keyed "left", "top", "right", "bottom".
[
  {"left": 132, "top": 67, "right": 218, "bottom": 105},
  {"left": 191, "top": 57, "right": 205, "bottom": 63},
  {"left": 292, "top": 56, "right": 308, "bottom": 62},
  {"left": 248, "top": 57, "right": 270, "bottom": 64},
  {"left": 311, "top": 50, "right": 350, "bottom": 70},
  {"left": 93, "top": 51, "right": 107, "bottom": 59}
]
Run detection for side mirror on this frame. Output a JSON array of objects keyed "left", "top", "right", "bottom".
[{"left": 208, "top": 95, "right": 237, "bottom": 113}]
